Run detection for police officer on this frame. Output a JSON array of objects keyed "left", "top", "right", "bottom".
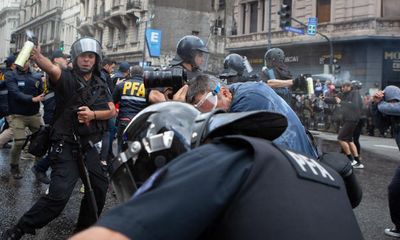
[
  {"left": 70, "top": 102, "right": 363, "bottom": 240},
  {"left": 112, "top": 61, "right": 131, "bottom": 86},
  {"left": 1, "top": 37, "right": 116, "bottom": 239},
  {"left": 0, "top": 55, "right": 17, "bottom": 149},
  {"left": 261, "top": 48, "right": 294, "bottom": 103},
  {"left": 148, "top": 35, "right": 209, "bottom": 103},
  {"left": 113, "top": 65, "right": 148, "bottom": 150},
  {"left": 221, "top": 53, "right": 307, "bottom": 91},
  {"left": 5, "top": 59, "right": 44, "bottom": 179},
  {"left": 219, "top": 53, "right": 255, "bottom": 84}
]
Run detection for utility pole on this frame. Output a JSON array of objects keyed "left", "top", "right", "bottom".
[
  {"left": 137, "top": 13, "right": 155, "bottom": 67},
  {"left": 267, "top": 0, "right": 272, "bottom": 50}
]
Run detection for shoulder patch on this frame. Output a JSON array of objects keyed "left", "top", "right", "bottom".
[{"left": 284, "top": 149, "right": 340, "bottom": 188}]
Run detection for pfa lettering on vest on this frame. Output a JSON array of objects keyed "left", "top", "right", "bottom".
[
  {"left": 286, "top": 150, "right": 340, "bottom": 188},
  {"left": 122, "top": 81, "right": 146, "bottom": 97}
]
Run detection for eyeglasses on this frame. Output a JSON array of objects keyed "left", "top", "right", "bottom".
[{"left": 194, "top": 84, "right": 220, "bottom": 113}]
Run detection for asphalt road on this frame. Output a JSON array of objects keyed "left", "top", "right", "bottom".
[{"left": 0, "top": 132, "right": 398, "bottom": 240}]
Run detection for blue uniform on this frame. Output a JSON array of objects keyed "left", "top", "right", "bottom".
[
  {"left": 5, "top": 70, "right": 42, "bottom": 116},
  {"left": 97, "top": 136, "right": 362, "bottom": 240},
  {"left": 229, "top": 81, "right": 318, "bottom": 158}
]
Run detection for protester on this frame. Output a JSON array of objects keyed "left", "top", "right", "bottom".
[
  {"left": 372, "top": 86, "right": 400, "bottom": 238},
  {"left": 323, "top": 82, "right": 363, "bottom": 169},
  {"left": 187, "top": 74, "right": 318, "bottom": 158}
]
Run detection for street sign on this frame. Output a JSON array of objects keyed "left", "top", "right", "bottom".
[
  {"left": 284, "top": 26, "right": 304, "bottom": 35},
  {"left": 307, "top": 17, "right": 318, "bottom": 36},
  {"left": 145, "top": 28, "right": 162, "bottom": 57}
]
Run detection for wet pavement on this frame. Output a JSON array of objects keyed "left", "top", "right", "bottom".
[{"left": 0, "top": 134, "right": 398, "bottom": 240}]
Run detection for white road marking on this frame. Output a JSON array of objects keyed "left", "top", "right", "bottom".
[{"left": 373, "top": 145, "right": 398, "bottom": 150}]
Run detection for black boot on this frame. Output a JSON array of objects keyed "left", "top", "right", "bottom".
[
  {"left": 1, "top": 226, "right": 24, "bottom": 240},
  {"left": 10, "top": 164, "right": 22, "bottom": 179}
]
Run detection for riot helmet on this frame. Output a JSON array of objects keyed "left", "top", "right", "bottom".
[
  {"left": 351, "top": 80, "right": 362, "bottom": 90},
  {"left": 111, "top": 102, "right": 288, "bottom": 202},
  {"left": 70, "top": 37, "right": 102, "bottom": 73},
  {"left": 171, "top": 35, "right": 209, "bottom": 71},
  {"left": 264, "top": 48, "right": 285, "bottom": 68}
]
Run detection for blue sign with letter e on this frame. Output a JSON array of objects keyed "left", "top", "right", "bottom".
[
  {"left": 145, "top": 29, "right": 162, "bottom": 57},
  {"left": 307, "top": 17, "right": 318, "bottom": 36}
]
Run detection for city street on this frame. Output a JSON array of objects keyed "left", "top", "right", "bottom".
[{"left": 0, "top": 132, "right": 398, "bottom": 240}]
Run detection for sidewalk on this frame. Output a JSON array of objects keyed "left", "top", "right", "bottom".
[{"left": 310, "top": 130, "right": 399, "bottom": 162}]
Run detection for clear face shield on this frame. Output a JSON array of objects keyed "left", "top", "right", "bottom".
[
  {"left": 193, "top": 50, "right": 209, "bottom": 71},
  {"left": 194, "top": 83, "right": 221, "bottom": 113}
]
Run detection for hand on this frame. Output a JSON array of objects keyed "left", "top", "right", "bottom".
[
  {"left": 335, "top": 97, "right": 341, "bottom": 104},
  {"left": 148, "top": 89, "right": 167, "bottom": 103},
  {"left": 77, "top": 106, "right": 94, "bottom": 125},
  {"left": 373, "top": 90, "right": 384, "bottom": 103},
  {"left": 173, "top": 85, "right": 188, "bottom": 102},
  {"left": 32, "top": 93, "right": 45, "bottom": 103},
  {"left": 69, "top": 226, "right": 129, "bottom": 240},
  {"left": 30, "top": 45, "right": 41, "bottom": 61}
]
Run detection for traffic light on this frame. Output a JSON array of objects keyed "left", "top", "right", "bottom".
[
  {"left": 333, "top": 58, "right": 341, "bottom": 74},
  {"left": 59, "top": 41, "right": 64, "bottom": 51},
  {"left": 334, "top": 64, "right": 341, "bottom": 74},
  {"left": 278, "top": 4, "right": 291, "bottom": 29}
]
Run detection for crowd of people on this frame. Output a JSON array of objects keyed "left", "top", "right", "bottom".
[{"left": 0, "top": 34, "right": 398, "bottom": 239}]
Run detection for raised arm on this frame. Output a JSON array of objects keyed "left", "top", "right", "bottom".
[{"left": 30, "top": 45, "right": 62, "bottom": 84}]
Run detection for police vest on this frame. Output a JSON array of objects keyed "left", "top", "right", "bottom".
[
  {"left": 117, "top": 77, "right": 147, "bottom": 120},
  {"left": 53, "top": 72, "right": 110, "bottom": 144},
  {"left": 206, "top": 136, "right": 363, "bottom": 240}
]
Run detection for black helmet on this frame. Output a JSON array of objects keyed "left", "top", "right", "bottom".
[
  {"left": 264, "top": 48, "right": 285, "bottom": 67},
  {"left": 111, "top": 102, "right": 287, "bottom": 202},
  {"left": 222, "top": 53, "right": 246, "bottom": 76},
  {"left": 70, "top": 37, "right": 102, "bottom": 72},
  {"left": 171, "top": 35, "right": 209, "bottom": 67},
  {"left": 351, "top": 80, "right": 362, "bottom": 90}
]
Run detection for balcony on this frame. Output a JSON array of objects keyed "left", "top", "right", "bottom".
[
  {"left": 127, "top": 0, "right": 141, "bottom": 10},
  {"left": 226, "top": 18, "right": 400, "bottom": 50}
]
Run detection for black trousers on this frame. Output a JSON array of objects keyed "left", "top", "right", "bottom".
[{"left": 17, "top": 140, "right": 108, "bottom": 234}]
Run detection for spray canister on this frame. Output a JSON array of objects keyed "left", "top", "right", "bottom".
[
  {"left": 307, "top": 77, "right": 314, "bottom": 96},
  {"left": 15, "top": 31, "right": 36, "bottom": 70},
  {"left": 243, "top": 56, "right": 253, "bottom": 74}
]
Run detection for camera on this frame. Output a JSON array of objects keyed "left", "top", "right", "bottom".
[{"left": 143, "top": 68, "right": 187, "bottom": 96}]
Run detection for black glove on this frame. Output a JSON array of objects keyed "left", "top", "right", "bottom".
[{"left": 292, "top": 74, "right": 307, "bottom": 92}]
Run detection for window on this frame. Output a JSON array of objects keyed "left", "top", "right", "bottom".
[
  {"left": 382, "top": 0, "right": 400, "bottom": 18},
  {"left": 317, "top": 0, "right": 331, "bottom": 23},
  {"left": 51, "top": 21, "right": 55, "bottom": 40},
  {"left": 249, "top": 1, "right": 258, "bottom": 33},
  {"left": 241, "top": 3, "right": 246, "bottom": 34},
  {"left": 109, "top": 27, "right": 114, "bottom": 45}
]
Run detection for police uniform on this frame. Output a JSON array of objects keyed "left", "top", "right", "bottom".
[
  {"left": 97, "top": 135, "right": 363, "bottom": 240},
  {"left": 14, "top": 69, "right": 110, "bottom": 234},
  {"left": 5, "top": 69, "right": 44, "bottom": 172},
  {"left": 113, "top": 75, "right": 148, "bottom": 149}
]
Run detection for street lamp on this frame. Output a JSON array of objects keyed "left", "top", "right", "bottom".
[{"left": 136, "top": 13, "right": 155, "bottom": 67}]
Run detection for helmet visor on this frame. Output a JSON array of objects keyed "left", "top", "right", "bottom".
[{"left": 194, "top": 51, "right": 209, "bottom": 71}]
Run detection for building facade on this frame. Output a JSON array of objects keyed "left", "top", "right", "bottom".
[
  {"left": 14, "top": 0, "right": 63, "bottom": 57},
  {"left": 60, "top": 0, "right": 80, "bottom": 54},
  {"left": 77, "top": 0, "right": 230, "bottom": 72},
  {"left": 226, "top": 0, "right": 400, "bottom": 90},
  {"left": 0, "top": 0, "right": 21, "bottom": 62}
]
